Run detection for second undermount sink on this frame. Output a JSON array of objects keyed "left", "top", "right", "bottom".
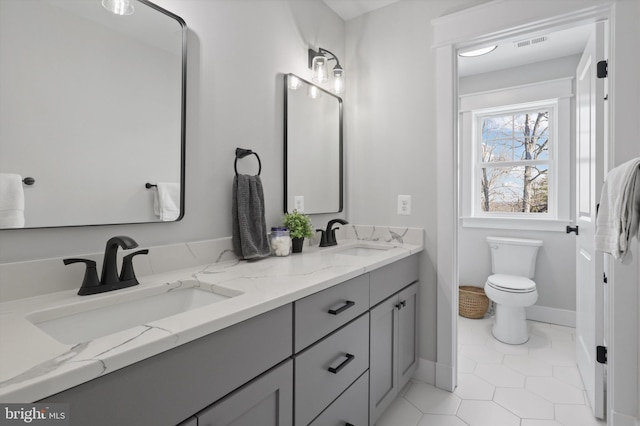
[
  {"left": 334, "top": 244, "right": 393, "bottom": 257},
  {"left": 26, "top": 284, "right": 242, "bottom": 345}
]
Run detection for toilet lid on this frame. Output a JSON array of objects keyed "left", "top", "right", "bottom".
[{"left": 487, "top": 274, "right": 536, "bottom": 293}]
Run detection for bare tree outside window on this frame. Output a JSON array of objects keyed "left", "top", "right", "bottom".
[{"left": 479, "top": 110, "right": 549, "bottom": 213}]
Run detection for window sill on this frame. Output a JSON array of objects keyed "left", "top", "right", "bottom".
[{"left": 461, "top": 217, "right": 572, "bottom": 232}]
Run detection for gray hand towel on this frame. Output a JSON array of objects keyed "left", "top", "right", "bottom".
[{"left": 232, "top": 174, "right": 270, "bottom": 259}]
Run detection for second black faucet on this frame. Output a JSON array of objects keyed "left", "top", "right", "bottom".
[{"left": 317, "top": 218, "right": 349, "bottom": 247}]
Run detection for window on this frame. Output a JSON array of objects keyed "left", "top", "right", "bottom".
[
  {"left": 477, "top": 106, "right": 552, "bottom": 215},
  {"left": 459, "top": 79, "right": 572, "bottom": 231}
]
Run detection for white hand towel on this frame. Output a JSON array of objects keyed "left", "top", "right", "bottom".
[
  {"left": 153, "top": 183, "right": 181, "bottom": 221},
  {"left": 595, "top": 157, "right": 640, "bottom": 262},
  {"left": 0, "top": 173, "right": 25, "bottom": 228}
]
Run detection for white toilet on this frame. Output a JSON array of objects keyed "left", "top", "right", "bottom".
[{"left": 484, "top": 236, "right": 543, "bottom": 344}]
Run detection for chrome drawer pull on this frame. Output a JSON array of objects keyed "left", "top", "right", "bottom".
[
  {"left": 328, "top": 300, "right": 355, "bottom": 315},
  {"left": 328, "top": 353, "right": 355, "bottom": 374}
]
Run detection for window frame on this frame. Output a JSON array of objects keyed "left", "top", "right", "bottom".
[
  {"left": 472, "top": 101, "right": 557, "bottom": 219},
  {"left": 459, "top": 78, "right": 573, "bottom": 232}
]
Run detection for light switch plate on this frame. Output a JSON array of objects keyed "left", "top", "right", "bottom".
[
  {"left": 294, "top": 196, "right": 305, "bottom": 212},
  {"left": 397, "top": 195, "right": 411, "bottom": 215}
]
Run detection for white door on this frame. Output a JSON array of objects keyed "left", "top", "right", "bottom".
[{"left": 575, "top": 21, "right": 606, "bottom": 419}]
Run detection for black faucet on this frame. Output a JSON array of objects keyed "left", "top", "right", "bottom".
[
  {"left": 317, "top": 218, "right": 349, "bottom": 247},
  {"left": 101, "top": 236, "right": 139, "bottom": 286},
  {"left": 64, "top": 236, "right": 148, "bottom": 296}
]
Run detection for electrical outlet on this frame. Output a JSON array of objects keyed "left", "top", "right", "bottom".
[
  {"left": 397, "top": 195, "right": 411, "bottom": 215},
  {"left": 294, "top": 196, "right": 305, "bottom": 212}
]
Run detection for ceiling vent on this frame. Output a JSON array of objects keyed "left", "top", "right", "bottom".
[{"left": 514, "top": 36, "right": 548, "bottom": 48}]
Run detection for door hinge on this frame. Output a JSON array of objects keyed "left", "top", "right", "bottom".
[
  {"left": 566, "top": 225, "right": 579, "bottom": 235},
  {"left": 596, "top": 345, "right": 608, "bottom": 364},
  {"left": 603, "top": 273, "right": 608, "bottom": 284},
  {"left": 597, "top": 60, "right": 608, "bottom": 78}
]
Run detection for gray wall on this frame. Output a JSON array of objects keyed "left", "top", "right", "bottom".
[
  {"left": 0, "top": 0, "right": 345, "bottom": 263},
  {"left": 344, "top": 0, "right": 490, "bottom": 364},
  {"left": 458, "top": 55, "right": 582, "bottom": 313}
]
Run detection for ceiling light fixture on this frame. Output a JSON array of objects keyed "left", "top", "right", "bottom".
[
  {"left": 458, "top": 45, "right": 498, "bottom": 57},
  {"left": 308, "top": 47, "right": 344, "bottom": 95},
  {"left": 102, "top": 0, "right": 134, "bottom": 16}
]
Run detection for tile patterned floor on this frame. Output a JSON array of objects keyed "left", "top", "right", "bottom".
[{"left": 376, "top": 316, "right": 607, "bottom": 426}]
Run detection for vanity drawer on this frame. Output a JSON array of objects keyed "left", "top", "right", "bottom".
[
  {"left": 308, "top": 371, "right": 369, "bottom": 426},
  {"left": 294, "top": 313, "right": 369, "bottom": 426},
  {"left": 295, "top": 274, "right": 369, "bottom": 352},
  {"left": 370, "top": 254, "right": 418, "bottom": 306}
]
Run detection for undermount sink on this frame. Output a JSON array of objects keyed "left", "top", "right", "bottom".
[
  {"left": 334, "top": 244, "right": 392, "bottom": 256},
  {"left": 26, "top": 284, "right": 241, "bottom": 345}
]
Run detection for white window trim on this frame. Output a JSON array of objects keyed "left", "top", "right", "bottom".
[{"left": 460, "top": 78, "right": 573, "bottom": 232}]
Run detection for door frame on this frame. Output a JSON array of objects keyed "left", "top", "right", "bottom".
[{"left": 432, "top": 0, "right": 616, "bottom": 400}]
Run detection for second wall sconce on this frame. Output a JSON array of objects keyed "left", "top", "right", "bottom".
[{"left": 308, "top": 47, "right": 344, "bottom": 95}]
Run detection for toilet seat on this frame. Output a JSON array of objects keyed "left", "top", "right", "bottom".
[{"left": 487, "top": 274, "right": 536, "bottom": 293}]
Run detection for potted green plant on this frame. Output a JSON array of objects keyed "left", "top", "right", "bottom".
[{"left": 283, "top": 210, "right": 315, "bottom": 253}]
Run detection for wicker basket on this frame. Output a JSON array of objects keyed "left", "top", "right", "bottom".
[{"left": 459, "top": 285, "right": 489, "bottom": 319}]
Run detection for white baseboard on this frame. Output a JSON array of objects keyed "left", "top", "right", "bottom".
[
  {"left": 526, "top": 305, "right": 576, "bottom": 327},
  {"left": 413, "top": 358, "right": 436, "bottom": 385}
]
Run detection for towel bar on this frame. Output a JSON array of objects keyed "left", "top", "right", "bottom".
[
  {"left": 145, "top": 183, "right": 157, "bottom": 189},
  {"left": 234, "top": 148, "right": 262, "bottom": 176},
  {"left": 22, "top": 177, "right": 35, "bottom": 185}
]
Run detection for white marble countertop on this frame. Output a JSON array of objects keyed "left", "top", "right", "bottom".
[{"left": 0, "top": 237, "right": 422, "bottom": 402}]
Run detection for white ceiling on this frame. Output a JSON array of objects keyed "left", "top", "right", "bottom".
[
  {"left": 458, "top": 24, "right": 593, "bottom": 77},
  {"left": 322, "top": 1, "right": 592, "bottom": 77},
  {"left": 322, "top": 0, "right": 401, "bottom": 21}
]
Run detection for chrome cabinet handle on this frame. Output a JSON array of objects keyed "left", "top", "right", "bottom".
[
  {"left": 328, "top": 353, "right": 355, "bottom": 374},
  {"left": 328, "top": 300, "right": 355, "bottom": 315}
]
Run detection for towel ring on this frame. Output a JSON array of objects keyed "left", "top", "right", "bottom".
[{"left": 234, "top": 148, "right": 262, "bottom": 176}]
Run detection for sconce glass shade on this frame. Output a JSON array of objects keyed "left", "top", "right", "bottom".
[
  {"left": 332, "top": 65, "right": 344, "bottom": 94},
  {"left": 102, "top": 0, "right": 134, "bottom": 15},
  {"left": 311, "top": 55, "right": 328, "bottom": 83}
]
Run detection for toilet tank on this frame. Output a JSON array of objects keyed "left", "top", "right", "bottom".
[{"left": 486, "top": 236, "right": 543, "bottom": 278}]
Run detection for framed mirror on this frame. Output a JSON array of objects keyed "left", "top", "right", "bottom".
[
  {"left": 284, "top": 74, "right": 343, "bottom": 214},
  {"left": 0, "top": 0, "right": 186, "bottom": 229}
]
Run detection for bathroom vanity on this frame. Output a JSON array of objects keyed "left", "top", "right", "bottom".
[{"left": 0, "top": 226, "right": 423, "bottom": 426}]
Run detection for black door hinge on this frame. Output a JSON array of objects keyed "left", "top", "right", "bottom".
[
  {"left": 596, "top": 345, "right": 608, "bottom": 364},
  {"left": 597, "top": 60, "right": 608, "bottom": 78},
  {"left": 603, "top": 273, "right": 608, "bottom": 284},
  {"left": 566, "top": 225, "right": 579, "bottom": 235}
]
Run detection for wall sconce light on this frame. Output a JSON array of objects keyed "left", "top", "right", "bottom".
[
  {"left": 308, "top": 47, "right": 344, "bottom": 95},
  {"left": 102, "top": 0, "right": 134, "bottom": 15}
]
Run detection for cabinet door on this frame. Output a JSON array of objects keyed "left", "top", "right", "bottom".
[
  {"left": 397, "top": 283, "right": 418, "bottom": 391},
  {"left": 196, "top": 360, "right": 293, "bottom": 426},
  {"left": 369, "top": 296, "right": 398, "bottom": 424}
]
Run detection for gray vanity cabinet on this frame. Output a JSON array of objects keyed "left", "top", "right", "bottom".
[
  {"left": 195, "top": 360, "right": 293, "bottom": 426},
  {"left": 370, "top": 282, "right": 419, "bottom": 425},
  {"left": 39, "top": 305, "right": 293, "bottom": 426}
]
